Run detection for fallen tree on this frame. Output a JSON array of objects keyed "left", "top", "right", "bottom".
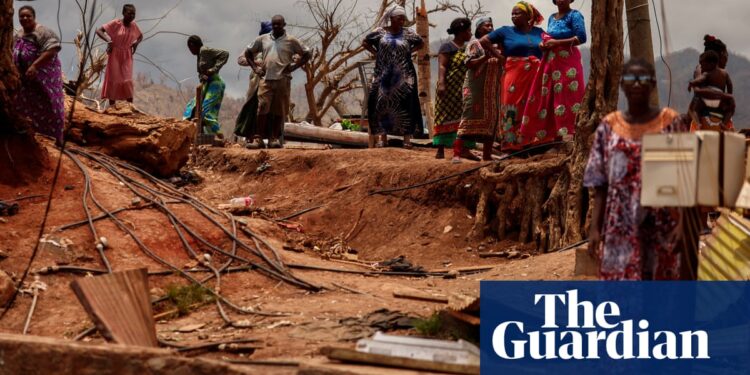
[{"left": 65, "top": 102, "right": 196, "bottom": 177}]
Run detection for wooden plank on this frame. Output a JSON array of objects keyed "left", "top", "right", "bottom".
[
  {"left": 477, "top": 252, "right": 506, "bottom": 258},
  {"left": 321, "top": 347, "right": 479, "bottom": 375},
  {"left": 430, "top": 265, "right": 495, "bottom": 273},
  {"left": 392, "top": 291, "right": 448, "bottom": 304},
  {"left": 445, "top": 310, "right": 480, "bottom": 326},
  {"left": 70, "top": 268, "right": 158, "bottom": 347}
]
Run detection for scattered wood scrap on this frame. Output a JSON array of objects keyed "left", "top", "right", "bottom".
[
  {"left": 321, "top": 347, "right": 479, "bottom": 375},
  {"left": 392, "top": 290, "right": 448, "bottom": 304}
]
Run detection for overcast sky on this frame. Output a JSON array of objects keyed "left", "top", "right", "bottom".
[{"left": 13, "top": 0, "right": 750, "bottom": 99}]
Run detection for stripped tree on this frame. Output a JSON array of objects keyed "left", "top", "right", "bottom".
[
  {"left": 300, "top": 0, "right": 391, "bottom": 126},
  {"left": 299, "top": 0, "right": 477, "bottom": 126}
]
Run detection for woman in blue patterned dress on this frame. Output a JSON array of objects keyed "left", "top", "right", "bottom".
[{"left": 363, "top": 6, "right": 425, "bottom": 148}]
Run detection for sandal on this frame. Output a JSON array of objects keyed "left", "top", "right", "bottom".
[{"left": 460, "top": 149, "right": 481, "bottom": 161}]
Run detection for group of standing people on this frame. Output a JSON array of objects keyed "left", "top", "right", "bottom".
[
  {"left": 10, "top": 4, "right": 309, "bottom": 150},
  {"left": 184, "top": 15, "right": 310, "bottom": 148},
  {"left": 364, "top": 1, "right": 587, "bottom": 162}
]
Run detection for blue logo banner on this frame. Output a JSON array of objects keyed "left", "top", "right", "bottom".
[{"left": 480, "top": 282, "right": 750, "bottom": 374}]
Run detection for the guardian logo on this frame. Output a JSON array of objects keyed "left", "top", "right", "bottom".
[{"left": 492, "top": 290, "right": 710, "bottom": 360}]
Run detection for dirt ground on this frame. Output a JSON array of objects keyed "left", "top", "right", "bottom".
[{"left": 0, "top": 138, "right": 583, "bottom": 369}]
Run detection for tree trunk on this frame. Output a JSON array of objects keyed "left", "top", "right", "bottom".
[
  {"left": 625, "top": 0, "right": 659, "bottom": 106},
  {"left": 0, "top": 1, "right": 48, "bottom": 185},
  {"left": 545, "top": 0, "right": 625, "bottom": 245},
  {"left": 415, "top": 0, "right": 433, "bottom": 136},
  {"left": 0, "top": 0, "right": 20, "bottom": 127}
]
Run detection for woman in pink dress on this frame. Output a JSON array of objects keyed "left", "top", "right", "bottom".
[{"left": 97, "top": 4, "right": 142, "bottom": 106}]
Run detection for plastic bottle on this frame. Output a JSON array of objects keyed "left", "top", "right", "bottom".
[{"left": 229, "top": 196, "right": 255, "bottom": 208}]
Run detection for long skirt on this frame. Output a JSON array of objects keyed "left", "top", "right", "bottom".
[
  {"left": 457, "top": 58, "right": 502, "bottom": 142},
  {"left": 521, "top": 37, "right": 584, "bottom": 145},
  {"left": 13, "top": 38, "right": 65, "bottom": 144},
  {"left": 184, "top": 74, "right": 226, "bottom": 135},
  {"left": 234, "top": 75, "right": 264, "bottom": 138},
  {"left": 497, "top": 56, "right": 541, "bottom": 151}
]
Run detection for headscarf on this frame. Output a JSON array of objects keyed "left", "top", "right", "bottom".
[
  {"left": 515, "top": 1, "right": 544, "bottom": 26},
  {"left": 475, "top": 16, "right": 492, "bottom": 29},
  {"left": 259, "top": 21, "right": 272, "bottom": 36},
  {"left": 377, "top": 5, "right": 407, "bottom": 29}
]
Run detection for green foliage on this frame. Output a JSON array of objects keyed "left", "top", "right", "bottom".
[
  {"left": 341, "top": 119, "right": 361, "bottom": 132},
  {"left": 414, "top": 313, "right": 443, "bottom": 337},
  {"left": 166, "top": 283, "right": 214, "bottom": 316}
]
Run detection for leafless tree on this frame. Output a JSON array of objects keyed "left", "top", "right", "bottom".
[
  {"left": 299, "top": 0, "right": 392, "bottom": 126},
  {"left": 428, "top": 0, "right": 487, "bottom": 20},
  {"left": 299, "top": 0, "right": 481, "bottom": 126}
]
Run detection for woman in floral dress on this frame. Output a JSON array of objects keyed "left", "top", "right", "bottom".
[
  {"left": 521, "top": 0, "right": 587, "bottom": 145},
  {"left": 480, "top": 1, "right": 544, "bottom": 151},
  {"left": 584, "top": 59, "right": 689, "bottom": 281}
]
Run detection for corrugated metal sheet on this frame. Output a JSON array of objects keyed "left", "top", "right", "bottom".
[
  {"left": 70, "top": 268, "right": 158, "bottom": 347},
  {"left": 698, "top": 210, "right": 750, "bottom": 281}
]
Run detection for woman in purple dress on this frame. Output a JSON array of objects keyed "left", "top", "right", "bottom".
[{"left": 13, "top": 5, "right": 65, "bottom": 145}]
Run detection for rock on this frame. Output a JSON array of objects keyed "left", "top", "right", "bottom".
[
  {"left": 521, "top": 253, "right": 531, "bottom": 259},
  {"left": 65, "top": 98, "right": 197, "bottom": 177},
  {"left": 465, "top": 247, "right": 473, "bottom": 252},
  {"left": 302, "top": 239, "right": 314, "bottom": 248},
  {"left": 177, "top": 323, "right": 206, "bottom": 333},
  {"left": 477, "top": 245, "right": 486, "bottom": 251},
  {"left": 149, "top": 288, "right": 165, "bottom": 300},
  {"left": 0, "top": 250, "right": 7, "bottom": 260},
  {"left": 443, "top": 225, "right": 453, "bottom": 234},
  {"left": 507, "top": 250, "right": 521, "bottom": 259},
  {"left": 0, "top": 270, "right": 15, "bottom": 307}
]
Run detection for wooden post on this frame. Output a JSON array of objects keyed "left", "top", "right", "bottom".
[
  {"left": 195, "top": 85, "right": 203, "bottom": 134},
  {"left": 625, "top": 0, "right": 659, "bottom": 106},
  {"left": 415, "top": 0, "right": 433, "bottom": 136}
]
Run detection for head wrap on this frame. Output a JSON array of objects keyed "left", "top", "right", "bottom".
[
  {"left": 475, "top": 16, "right": 492, "bottom": 29},
  {"left": 515, "top": 1, "right": 544, "bottom": 26},
  {"left": 377, "top": 5, "right": 408, "bottom": 29},
  {"left": 259, "top": 21, "right": 272, "bottom": 36}
]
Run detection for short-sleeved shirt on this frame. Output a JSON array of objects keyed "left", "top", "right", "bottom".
[
  {"left": 198, "top": 46, "right": 229, "bottom": 75},
  {"left": 246, "top": 33, "right": 310, "bottom": 81},
  {"left": 547, "top": 10, "right": 587, "bottom": 44},
  {"left": 15, "top": 24, "right": 61, "bottom": 52},
  {"left": 487, "top": 26, "right": 544, "bottom": 58}
]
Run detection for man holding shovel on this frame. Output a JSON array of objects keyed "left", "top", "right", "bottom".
[{"left": 184, "top": 35, "right": 229, "bottom": 136}]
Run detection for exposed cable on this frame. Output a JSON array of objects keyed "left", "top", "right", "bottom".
[{"left": 652, "top": 0, "right": 672, "bottom": 107}]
